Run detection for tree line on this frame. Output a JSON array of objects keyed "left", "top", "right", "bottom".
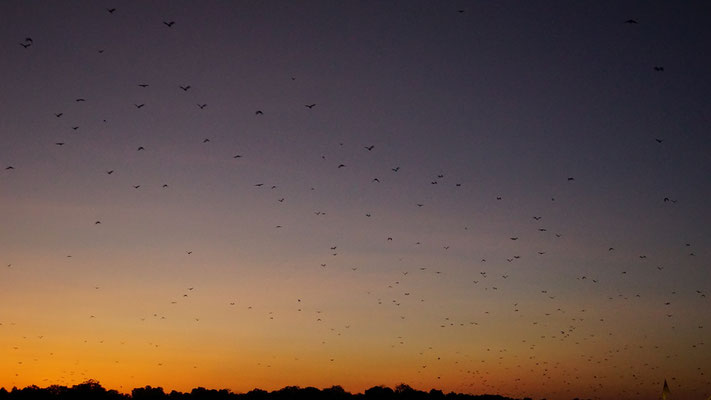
[{"left": 0, "top": 381, "right": 528, "bottom": 400}]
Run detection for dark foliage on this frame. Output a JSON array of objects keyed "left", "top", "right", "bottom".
[{"left": 0, "top": 382, "right": 524, "bottom": 400}]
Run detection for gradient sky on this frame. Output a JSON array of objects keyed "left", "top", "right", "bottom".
[{"left": 1, "top": 1, "right": 710, "bottom": 399}]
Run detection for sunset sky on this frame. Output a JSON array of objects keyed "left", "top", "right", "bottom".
[{"left": 1, "top": 1, "right": 710, "bottom": 399}]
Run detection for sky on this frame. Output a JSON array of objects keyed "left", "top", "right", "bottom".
[{"left": 1, "top": 1, "right": 710, "bottom": 399}]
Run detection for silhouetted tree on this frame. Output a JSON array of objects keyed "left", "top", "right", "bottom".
[
  {"left": 322, "top": 385, "right": 348, "bottom": 400},
  {"left": 14, "top": 385, "right": 47, "bottom": 400},
  {"left": 72, "top": 380, "right": 107, "bottom": 400},
  {"left": 364, "top": 386, "right": 395, "bottom": 400},
  {"left": 46, "top": 385, "right": 69, "bottom": 398},
  {"left": 428, "top": 390, "right": 444, "bottom": 400},
  {"left": 245, "top": 388, "right": 268, "bottom": 400},
  {"left": 132, "top": 386, "right": 165, "bottom": 400},
  {"left": 166, "top": 390, "right": 185, "bottom": 400}
]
